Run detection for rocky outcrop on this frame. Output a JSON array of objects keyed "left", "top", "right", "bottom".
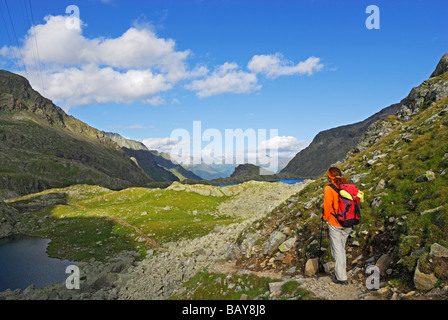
[
  {"left": 430, "top": 53, "right": 448, "bottom": 78},
  {"left": 230, "top": 164, "right": 274, "bottom": 178},
  {"left": 0, "top": 202, "right": 19, "bottom": 238},
  {"left": 346, "top": 53, "right": 448, "bottom": 160},
  {"left": 396, "top": 74, "right": 448, "bottom": 122}
]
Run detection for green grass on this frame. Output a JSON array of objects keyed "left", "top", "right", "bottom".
[{"left": 8, "top": 184, "right": 236, "bottom": 262}]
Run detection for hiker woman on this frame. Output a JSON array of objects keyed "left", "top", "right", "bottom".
[{"left": 322, "top": 167, "right": 351, "bottom": 285}]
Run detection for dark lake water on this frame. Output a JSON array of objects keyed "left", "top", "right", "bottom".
[{"left": 0, "top": 235, "right": 76, "bottom": 291}]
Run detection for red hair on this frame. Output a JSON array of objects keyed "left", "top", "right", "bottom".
[{"left": 327, "top": 167, "right": 349, "bottom": 187}]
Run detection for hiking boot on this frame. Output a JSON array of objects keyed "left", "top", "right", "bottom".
[{"left": 331, "top": 277, "right": 348, "bottom": 285}]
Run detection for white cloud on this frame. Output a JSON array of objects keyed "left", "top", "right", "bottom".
[
  {"left": 248, "top": 53, "right": 323, "bottom": 79},
  {"left": 4, "top": 15, "right": 194, "bottom": 108},
  {"left": 258, "top": 136, "right": 309, "bottom": 159},
  {"left": 141, "top": 137, "right": 179, "bottom": 153},
  {"left": 185, "top": 62, "right": 260, "bottom": 97},
  {"left": 140, "top": 134, "right": 308, "bottom": 166},
  {"left": 22, "top": 15, "right": 190, "bottom": 73},
  {"left": 41, "top": 66, "right": 171, "bottom": 109},
  {"left": 1, "top": 14, "right": 325, "bottom": 106}
]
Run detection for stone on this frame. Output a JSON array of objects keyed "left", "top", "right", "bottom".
[
  {"left": 415, "top": 170, "right": 435, "bottom": 182},
  {"left": 278, "top": 237, "right": 296, "bottom": 253},
  {"left": 390, "top": 292, "right": 399, "bottom": 300},
  {"left": 375, "top": 254, "right": 391, "bottom": 276},
  {"left": 366, "top": 159, "right": 376, "bottom": 167},
  {"left": 414, "top": 261, "right": 438, "bottom": 291},
  {"left": 263, "top": 231, "right": 286, "bottom": 255},
  {"left": 225, "top": 244, "right": 242, "bottom": 260},
  {"left": 281, "top": 253, "right": 294, "bottom": 264},
  {"left": 351, "top": 254, "right": 363, "bottom": 265},
  {"left": 269, "top": 281, "right": 286, "bottom": 295},
  {"left": 375, "top": 287, "right": 390, "bottom": 297},
  {"left": 323, "top": 261, "right": 335, "bottom": 274},
  {"left": 375, "top": 179, "right": 386, "bottom": 191},
  {"left": 304, "top": 258, "right": 319, "bottom": 277},
  {"left": 285, "top": 266, "right": 297, "bottom": 274},
  {"left": 371, "top": 197, "right": 382, "bottom": 208},
  {"left": 430, "top": 243, "right": 448, "bottom": 258},
  {"left": 351, "top": 241, "right": 360, "bottom": 247},
  {"left": 403, "top": 291, "right": 416, "bottom": 298}
]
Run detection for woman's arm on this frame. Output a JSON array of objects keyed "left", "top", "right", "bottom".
[{"left": 323, "top": 185, "right": 335, "bottom": 221}]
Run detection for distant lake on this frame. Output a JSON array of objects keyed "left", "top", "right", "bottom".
[
  {"left": 217, "top": 179, "right": 304, "bottom": 187},
  {"left": 274, "top": 179, "right": 305, "bottom": 184},
  {"left": 0, "top": 235, "right": 76, "bottom": 291}
]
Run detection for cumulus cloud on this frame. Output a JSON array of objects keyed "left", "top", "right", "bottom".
[
  {"left": 141, "top": 134, "right": 308, "bottom": 166},
  {"left": 248, "top": 53, "right": 323, "bottom": 79},
  {"left": 1, "top": 14, "right": 325, "bottom": 106},
  {"left": 2, "top": 15, "right": 195, "bottom": 108},
  {"left": 141, "top": 137, "right": 180, "bottom": 153},
  {"left": 41, "top": 66, "right": 171, "bottom": 108},
  {"left": 258, "top": 135, "right": 309, "bottom": 159},
  {"left": 185, "top": 62, "right": 260, "bottom": 97}
]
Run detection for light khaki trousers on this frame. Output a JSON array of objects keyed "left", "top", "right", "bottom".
[{"left": 328, "top": 223, "right": 352, "bottom": 281}]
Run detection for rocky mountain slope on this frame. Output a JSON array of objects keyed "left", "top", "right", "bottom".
[
  {"left": 148, "top": 150, "right": 203, "bottom": 181},
  {"left": 227, "top": 53, "right": 448, "bottom": 299},
  {"left": 280, "top": 103, "right": 401, "bottom": 179},
  {"left": 283, "top": 54, "right": 448, "bottom": 180},
  {"left": 103, "top": 132, "right": 202, "bottom": 181},
  {"left": 0, "top": 70, "right": 153, "bottom": 200}
]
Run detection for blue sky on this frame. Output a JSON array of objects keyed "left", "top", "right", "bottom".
[{"left": 0, "top": 0, "right": 447, "bottom": 167}]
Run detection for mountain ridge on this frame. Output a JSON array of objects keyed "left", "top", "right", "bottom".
[
  {"left": 280, "top": 103, "right": 401, "bottom": 178},
  {"left": 103, "top": 131, "right": 203, "bottom": 181},
  {"left": 0, "top": 70, "right": 153, "bottom": 199}
]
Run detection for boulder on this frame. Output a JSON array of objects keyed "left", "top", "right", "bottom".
[
  {"left": 225, "top": 243, "right": 242, "bottom": 260},
  {"left": 415, "top": 170, "right": 436, "bottom": 182},
  {"left": 304, "top": 258, "right": 319, "bottom": 277},
  {"left": 430, "top": 243, "right": 448, "bottom": 258},
  {"left": 278, "top": 237, "right": 296, "bottom": 253},
  {"left": 414, "top": 261, "right": 438, "bottom": 291},
  {"left": 269, "top": 281, "right": 287, "bottom": 295},
  {"left": 263, "top": 231, "right": 286, "bottom": 255},
  {"left": 375, "top": 253, "right": 392, "bottom": 276}
]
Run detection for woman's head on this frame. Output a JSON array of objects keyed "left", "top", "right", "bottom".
[{"left": 327, "top": 167, "right": 348, "bottom": 187}]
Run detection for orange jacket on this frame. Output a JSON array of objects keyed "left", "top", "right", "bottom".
[{"left": 323, "top": 183, "right": 342, "bottom": 227}]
